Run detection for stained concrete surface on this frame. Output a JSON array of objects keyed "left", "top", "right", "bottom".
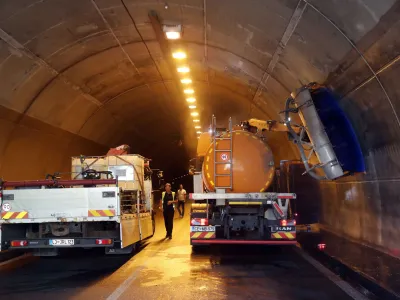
[
  {"left": 0, "top": 207, "right": 355, "bottom": 300},
  {"left": 317, "top": 229, "right": 400, "bottom": 296}
]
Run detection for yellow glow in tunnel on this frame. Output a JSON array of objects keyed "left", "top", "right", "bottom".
[
  {"left": 184, "top": 89, "right": 194, "bottom": 94},
  {"left": 172, "top": 51, "right": 186, "bottom": 59},
  {"left": 177, "top": 66, "right": 190, "bottom": 73},
  {"left": 181, "top": 78, "right": 192, "bottom": 84}
]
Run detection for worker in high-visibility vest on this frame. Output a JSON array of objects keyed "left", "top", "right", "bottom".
[{"left": 159, "top": 183, "right": 178, "bottom": 239}]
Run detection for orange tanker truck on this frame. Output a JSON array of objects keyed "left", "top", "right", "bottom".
[{"left": 189, "top": 115, "right": 298, "bottom": 247}]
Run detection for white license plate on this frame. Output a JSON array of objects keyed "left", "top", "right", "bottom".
[
  {"left": 190, "top": 226, "right": 216, "bottom": 232},
  {"left": 49, "top": 239, "right": 74, "bottom": 246}
]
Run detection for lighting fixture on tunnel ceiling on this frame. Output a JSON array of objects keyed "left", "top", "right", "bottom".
[
  {"left": 193, "top": 119, "right": 200, "bottom": 123},
  {"left": 181, "top": 78, "right": 192, "bottom": 84},
  {"left": 191, "top": 112, "right": 199, "bottom": 117},
  {"left": 177, "top": 66, "right": 190, "bottom": 73},
  {"left": 195, "top": 126, "right": 201, "bottom": 129},
  {"left": 196, "top": 131, "right": 202, "bottom": 134},
  {"left": 163, "top": 24, "right": 182, "bottom": 40},
  {"left": 166, "top": 32, "right": 180, "bottom": 39},
  {"left": 172, "top": 51, "right": 187, "bottom": 59},
  {"left": 184, "top": 88, "right": 194, "bottom": 94},
  {"left": 186, "top": 97, "right": 196, "bottom": 103},
  {"left": 188, "top": 105, "right": 196, "bottom": 109}
]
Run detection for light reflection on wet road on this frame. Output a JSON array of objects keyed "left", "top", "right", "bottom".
[{"left": 0, "top": 207, "right": 355, "bottom": 300}]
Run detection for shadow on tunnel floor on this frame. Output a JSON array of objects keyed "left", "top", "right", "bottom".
[{"left": 0, "top": 246, "right": 145, "bottom": 296}]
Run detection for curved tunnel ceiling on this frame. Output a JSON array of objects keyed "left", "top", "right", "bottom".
[{"left": 0, "top": 0, "right": 399, "bottom": 181}]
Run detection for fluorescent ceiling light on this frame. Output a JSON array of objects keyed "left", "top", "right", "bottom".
[
  {"left": 193, "top": 119, "right": 200, "bottom": 123},
  {"left": 186, "top": 97, "right": 196, "bottom": 103},
  {"left": 163, "top": 24, "right": 182, "bottom": 40},
  {"left": 177, "top": 66, "right": 190, "bottom": 73},
  {"left": 195, "top": 126, "right": 201, "bottom": 129},
  {"left": 172, "top": 51, "right": 186, "bottom": 59},
  {"left": 166, "top": 32, "right": 180, "bottom": 39},
  {"left": 191, "top": 112, "right": 199, "bottom": 117},
  {"left": 181, "top": 78, "right": 192, "bottom": 84},
  {"left": 188, "top": 105, "right": 196, "bottom": 109},
  {"left": 184, "top": 89, "right": 194, "bottom": 94},
  {"left": 196, "top": 131, "right": 202, "bottom": 134}
]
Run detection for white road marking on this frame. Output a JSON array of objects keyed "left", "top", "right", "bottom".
[
  {"left": 105, "top": 266, "right": 145, "bottom": 300},
  {"left": 106, "top": 238, "right": 169, "bottom": 299},
  {"left": 295, "top": 247, "right": 369, "bottom": 300},
  {"left": 0, "top": 253, "right": 33, "bottom": 268}
]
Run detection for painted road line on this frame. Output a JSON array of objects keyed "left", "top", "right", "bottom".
[
  {"left": 105, "top": 239, "right": 169, "bottom": 300},
  {"left": 294, "top": 247, "right": 368, "bottom": 300},
  {"left": 0, "top": 253, "right": 35, "bottom": 270},
  {"left": 105, "top": 266, "right": 145, "bottom": 300}
]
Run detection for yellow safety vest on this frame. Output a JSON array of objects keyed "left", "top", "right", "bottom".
[{"left": 162, "top": 191, "right": 175, "bottom": 200}]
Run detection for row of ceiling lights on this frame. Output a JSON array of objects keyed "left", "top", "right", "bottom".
[{"left": 165, "top": 25, "right": 202, "bottom": 139}]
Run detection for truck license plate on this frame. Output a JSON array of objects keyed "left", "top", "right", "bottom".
[
  {"left": 49, "top": 239, "right": 74, "bottom": 246},
  {"left": 190, "top": 226, "right": 215, "bottom": 232}
]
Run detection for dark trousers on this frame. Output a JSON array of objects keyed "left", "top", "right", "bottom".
[
  {"left": 177, "top": 200, "right": 185, "bottom": 217},
  {"left": 163, "top": 208, "right": 174, "bottom": 236}
]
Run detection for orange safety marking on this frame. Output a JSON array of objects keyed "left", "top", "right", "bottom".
[
  {"left": 190, "top": 232, "right": 216, "bottom": 239},
  {"left": 1, "top": 211, "right": 29, "bottom": 220},
  {"left": 271, "top": 232, "right": 296, "bottom": 239},
  {"left": 88, "top": 209, "right": 115, "bottom": 217}
]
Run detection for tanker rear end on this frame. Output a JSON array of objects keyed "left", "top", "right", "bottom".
[{"left": 189, "top": 117, "right": 297, "bottom": 246}]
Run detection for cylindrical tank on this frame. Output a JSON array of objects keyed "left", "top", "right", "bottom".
[{"left": 202, "top": 130, "right": 275, "bottom": 193}]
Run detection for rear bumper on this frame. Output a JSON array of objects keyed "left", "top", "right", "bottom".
[
  {"left": 191, "top": 239, "right": 297, "bottom": 245},
  {"left": 2, "top": 238, "right": 117, "bottom": 250}
]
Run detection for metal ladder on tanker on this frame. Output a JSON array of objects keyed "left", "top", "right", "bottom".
[{"left": 211, "top": 115, "right": 233, "bottom": 191}]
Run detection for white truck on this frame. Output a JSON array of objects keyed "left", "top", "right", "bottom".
[{"left": 0, "top": 153, "right": 155, "bottom": 256}]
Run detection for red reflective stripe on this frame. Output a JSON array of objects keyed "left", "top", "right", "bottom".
[
  {"left": 273, "top": 202, "right": 284, "bottom": 217},
  {"left": 97, "top": 210, "right": 107, "bottom": 217},
  {"left": 192, "top": 240, "right": 296, "bottom": 245},
  {"left": 277, "top": 194, "right": 294, "bottom": 199},
  {"left": 189, "top": 193, "right": 193, "bottom": 199}
]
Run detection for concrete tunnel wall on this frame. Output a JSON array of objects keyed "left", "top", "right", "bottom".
[{"left": 0, "top": 0, "right": 400, "bottom": 254}]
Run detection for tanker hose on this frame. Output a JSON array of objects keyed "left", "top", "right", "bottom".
[{"left": 284, "top": 97, "right": 326, "bottom": 181}]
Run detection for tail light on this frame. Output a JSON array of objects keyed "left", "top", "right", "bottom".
[
  {"left": 317, "top": 243, "right": 326, "bottom": 250},
  {"left": 96, "top": 239, "right": 112, "bottom": 245},
  {"left": 11, "top": 240, "right": 28, "bottom": 247},
  {"left": 190, "top": 218, "right": 208, "bottom": 226},
  {"left": 280, "top": 219, "right": 296, "bottom": 226}
]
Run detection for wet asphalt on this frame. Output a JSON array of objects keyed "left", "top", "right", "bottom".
[{"left": 0, "top": 205, "right": 355, "bottom": 300}]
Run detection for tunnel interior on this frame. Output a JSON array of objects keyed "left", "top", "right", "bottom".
[{"left": 1, "top": 0, "right": 400, "bottom": 255}]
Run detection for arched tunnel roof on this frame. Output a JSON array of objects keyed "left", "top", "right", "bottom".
[{"left": 0, "top": 0, "right": 399, "bottom": 181}]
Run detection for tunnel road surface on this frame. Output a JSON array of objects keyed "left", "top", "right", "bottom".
[{"left": 0, "top": 207, "right": 362, "bottom": 300}]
